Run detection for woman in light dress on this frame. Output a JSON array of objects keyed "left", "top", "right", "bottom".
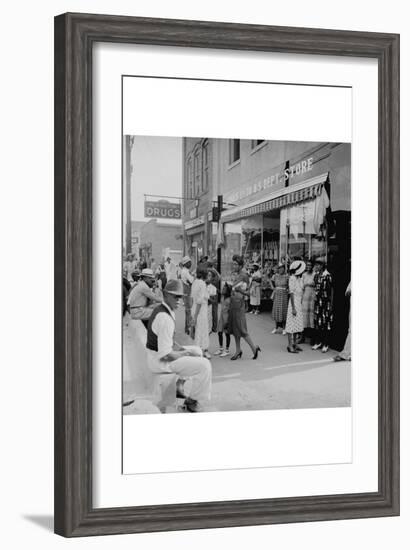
[
  {"left": 249, "top": 263, "right": 262, "bottom": 314},
  {"left": 301, "top": 260, "right": 316, "bottom": 343},
  {"left": 191, "top": 267, "right": 211, "bottom": 358},
  {"left": 285, "top": 260, "right": 306, "bottom": 353}
]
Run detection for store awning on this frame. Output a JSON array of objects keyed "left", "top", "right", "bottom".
[
  {"left": 221, "top": 172, "right": 329, "bottom": 223},
  {"left": 186, "top": 225, "right": 205, "bottom": 237}
]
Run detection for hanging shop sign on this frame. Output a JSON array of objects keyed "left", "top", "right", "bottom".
[{"left": 144, "top": 200, "right": 181, "bottom": 219}]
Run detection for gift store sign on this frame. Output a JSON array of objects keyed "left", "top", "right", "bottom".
[{"left": 226, "top": 157, "right": 314, "bottom": 205}]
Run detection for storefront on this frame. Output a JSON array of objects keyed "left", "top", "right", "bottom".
[
  {"left": 221, "top": 172, "right": 329, "bottom": 269},
  {"left": 184, "top": 215, "right": 206, "bottom": 265}
]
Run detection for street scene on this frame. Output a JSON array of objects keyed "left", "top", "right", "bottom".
[
  {"left": 123, "top": 305, "right": 350, "bottom": 414},
  {"left": 122, "top": 136, "right": 351, "bottom": 415}
]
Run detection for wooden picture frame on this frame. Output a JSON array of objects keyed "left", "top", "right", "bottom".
[{"left": 54, "top": 12, "right": 400, "bottom": 536}]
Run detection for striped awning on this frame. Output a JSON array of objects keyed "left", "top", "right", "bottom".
[{"left": 221, "top": 172, "right": 328, "bottom": 223}]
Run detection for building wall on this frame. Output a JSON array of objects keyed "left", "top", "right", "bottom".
[
  {"left": 182, "top": 138, "right": 351, "bottom": 271},
  {"left": 182, "top": 137, "right": 214, "bottom": 263},
  {"left": 139, "top": 219, "right": 183, "bottom": 264},
  {"left": 218, "top": 140, "right": 350, "bottom": 212}
]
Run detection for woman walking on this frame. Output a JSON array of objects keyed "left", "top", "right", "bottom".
[
  {"left": 285, "top": 261, "right": 306, "bottom": 353},
  {"left": 227, "top": 255, "right": 260, "bottom": 360},
  {"left": 312, "top": 259, "right": 334, "bottom": 353},
  {"left": 214, "top": 282, "right": 232, "bottom": 357},
  {"left": 191, "top": 267, "right": 211, "bottom": 358},
  {"left": 271, "top": 264, "right": 289, "bottom": 334},
  {"left": 301, "top": 260, "right": 316, "bottom": 343}
]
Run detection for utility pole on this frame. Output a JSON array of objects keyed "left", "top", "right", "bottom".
[
  {"left": 124, "top": 135, "right": 133, "bottom": 255},
  {"left": 216, "top": 194, "right": 223, "bottom": 275}
]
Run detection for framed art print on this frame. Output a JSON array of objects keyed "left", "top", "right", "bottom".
[{"left": 54, "top": 13, "right": 400, "bottom": 536}]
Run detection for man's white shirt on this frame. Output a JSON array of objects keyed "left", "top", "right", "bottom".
[{"left": 146, "top": 302, "right": 176, "bottom": 372}]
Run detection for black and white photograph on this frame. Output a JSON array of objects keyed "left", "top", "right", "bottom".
[{"left": 122, "top": 136, "right": 351, "bottom": 416}]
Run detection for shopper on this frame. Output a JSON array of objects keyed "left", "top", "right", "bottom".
[
  {"left": 180, "top": 256, "right": 195, "bottom": 335},
  {"left": 207, "top": 259, "right": 220, "bottom": 332},
  {"left": 271, "top": 264, "right": 289, "bottom": 334},
  {"left": 249, "top": 263, "right": 262, "bottom": 314},
  {"left": 312, "top": 258, "right": 334, "bottom": 353},
  {"left": 191, "top": 267, "right": 211, "bottom": 358},
  {"left": 284, "top": 261, "right": 306, "bottom": 353},
  {"left": 301, "top": 259, "right": 316, "bottom": 343},
  {"left": 214, "top": 282, "right": 232, "bottom": 357},
  {"left": 227, "top": 255, "right": 260, "bottom": 360}
]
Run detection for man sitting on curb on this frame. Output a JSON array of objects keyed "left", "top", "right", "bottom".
[{"left": 146, "top": 279, "right": 212, "bottom": 412}]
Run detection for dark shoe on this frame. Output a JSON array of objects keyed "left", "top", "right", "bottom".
[
  {"left": 184, "top": 397, "right": 200, "bottom": 412},
  {"left": 176, "top": 379, "right": 186, "bottom": 398},
  {"left": 287, "top": 346, "right": 299, "bottom": 353},
  {"left": 231, "top": 351, "right": 243, "bottom": 360},
  {"left": 333, "top": 355, "right": 346, "bottom": 362},
  {"left": 252, "top": 346, "right": 261, "bottom": 360},
  {"left": 295, "top": 345, "right": 303, "bottom": 352}
]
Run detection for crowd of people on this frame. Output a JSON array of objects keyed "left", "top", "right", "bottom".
[{"left": 123, "top": 251, "right": 351, "bottom": 413}]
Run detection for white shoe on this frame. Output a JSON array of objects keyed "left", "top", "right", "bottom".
[
  {"left": 271, "top": 329, "right": 277, "bottom": 334},
  {"left": 321, "top": 345, "right": 329, "bottom": 353},
  {"left": 214, "top": 349, "right": 223, "bottom": 356},
  {"left": 282, "top": 330, "right": 287, "bottom": 335},
  {"left": 312, "top": 343, "right": 322, "bottom": 350},
  {"left": 203, "top": 351, "right": 211, "bottom": 359},
  {"left": 220, "top": 350, "right": 230, "bottom": 357}
]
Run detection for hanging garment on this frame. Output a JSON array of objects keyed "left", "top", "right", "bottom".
[{"left": 313, "top": 188, "right": 330, "bottom": 233}]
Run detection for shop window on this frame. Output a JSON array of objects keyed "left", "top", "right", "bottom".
[
  {"left": 229, "top": 139, "right": 240, "bottom": 164},
  {"left": 279, "top": 202, "right": 327, "bottom": 262},
  {"left": 220, "top": 221, "right": 242, "bottom": 279},
  {"left": 241, "top": 215, "right": 263, "bottom": 265}
]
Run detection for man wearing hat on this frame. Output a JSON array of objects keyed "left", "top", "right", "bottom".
[
  {"left": 127, "top": 268, "right": 162, "bottom": 327},
  {"left": 180, "top": 256, "right": 195, "bottom": 335},
  {"left": 146, "top": 279, "right": 212, "bottom": 412}
]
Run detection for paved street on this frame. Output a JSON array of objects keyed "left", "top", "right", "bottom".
[{"left": 123, "top": 306, "right": 351, "bottom": 414}]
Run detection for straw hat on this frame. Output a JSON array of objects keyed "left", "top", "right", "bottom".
[
  {"left": 181, "top": 256, "right": 191, "bottom": 266},
  {"left": 289, "top": 260, "right": 306, "bottom": 276},
  {"left": 140, "top": 268, "right": 155, "bottom": 279}
]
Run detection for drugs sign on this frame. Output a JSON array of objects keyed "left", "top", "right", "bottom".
[{"left": 144, "top": 200, "right": 181, "bottom": 219}]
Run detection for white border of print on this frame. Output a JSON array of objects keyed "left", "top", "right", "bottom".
[{"left": 93, "top": 43, "right": 378, "bottom": 508}]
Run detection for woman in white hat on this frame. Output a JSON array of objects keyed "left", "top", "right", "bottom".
[
  {"left": 249, "top": 263, "right": 262, "bottom": 314},
  {"left": 284, "top": 260, "right": 306, "bottom": 353}
]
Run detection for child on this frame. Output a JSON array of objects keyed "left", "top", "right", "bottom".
[
  {"left": 206, "top": 271, "right": 217, "bottom": 334},
  {"left": 214, "top": 282, "right": 232, "bottom": 357}
]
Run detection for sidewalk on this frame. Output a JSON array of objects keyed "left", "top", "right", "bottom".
[{"left": 123, "top": 307, "right": 351, "bottom": 414}]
